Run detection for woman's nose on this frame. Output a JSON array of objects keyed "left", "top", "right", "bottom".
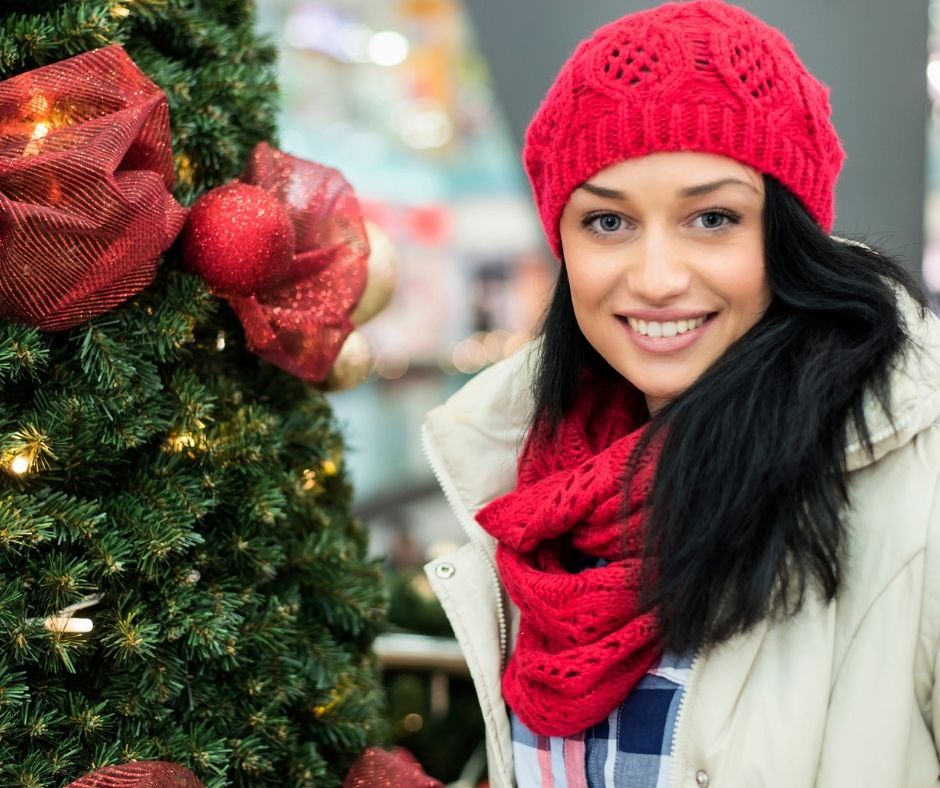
[{"left": 625, "top": 229, "right": 691, "bottom": 303}]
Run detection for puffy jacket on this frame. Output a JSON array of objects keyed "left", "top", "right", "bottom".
[{"left": 422, "top": 297, "right": 940, "bottom": 788}]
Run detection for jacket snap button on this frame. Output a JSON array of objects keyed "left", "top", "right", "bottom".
[
  {"left": 695, "top": 770, "right": 710, "bottom": 787},
  {"left": 435, "top": 562, "right": 456, "bottom": 579}
]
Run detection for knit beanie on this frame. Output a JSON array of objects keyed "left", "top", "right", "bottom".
[{"left": 523, "top": 0, "right": 846, "bottom": 259}]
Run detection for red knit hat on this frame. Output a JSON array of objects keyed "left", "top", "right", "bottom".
[{"left": 523, "top": 0, "right": 846, "bottom": 259}]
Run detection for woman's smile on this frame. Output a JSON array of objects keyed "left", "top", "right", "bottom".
[{"left": 618, "top": 311, "right": 717, "bottom": 353}]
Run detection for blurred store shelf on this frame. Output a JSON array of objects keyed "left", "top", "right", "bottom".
[{"left": 375, "top": 632, "right": 469, "bottom": 675}]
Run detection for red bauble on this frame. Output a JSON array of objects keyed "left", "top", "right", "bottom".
[{"left": 182, "top": 182, "right": 295, "bottom": 296}]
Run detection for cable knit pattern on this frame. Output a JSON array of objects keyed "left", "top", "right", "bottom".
[
  {"left": 475, "top": 373, "right": 661, "bottom": 737},
  {"left": 523, "top": 0, "right": 846, "bottom": 259}
]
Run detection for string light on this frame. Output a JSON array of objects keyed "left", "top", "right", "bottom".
[
  {"left": 36, "top": 592, "right": 104, "bottom": 635},
  {"left": 43, "top": 616, "right": 93, "bottom": 634},
  {"left": 301, "top": 469, "right": 318, "bottom": 491},
  {"left": 23, "top": 122, "right": 49, "bottom": 156},
  {"left": 4, "top": 428, "right": 56, "bottom": 477},
  {"left": 9, "top": 454, "right": 30, "bottom": 475}
]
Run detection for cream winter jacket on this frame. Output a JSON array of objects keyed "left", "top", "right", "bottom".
[{"left": 422, "top": 298, "right": 940, "bottom": 788}]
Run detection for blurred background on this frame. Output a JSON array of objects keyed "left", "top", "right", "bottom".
[{"left": 254, "top": 0, "right": 934, "bottom": 781}]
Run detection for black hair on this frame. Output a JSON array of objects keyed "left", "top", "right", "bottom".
[{"left": 530, "top": 174, "right": 926, "bottom": 654}]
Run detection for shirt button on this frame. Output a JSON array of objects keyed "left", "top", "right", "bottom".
[
  {"left": 435, "top": 562, "right": 456, "bottom": 579},
  {"left": 695, "top": 770, "right": 710, "bottom": 787}
]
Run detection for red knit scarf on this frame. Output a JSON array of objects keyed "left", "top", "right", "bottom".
[{"left": 475, "top": 371, "right": 662, "bottom": 738}]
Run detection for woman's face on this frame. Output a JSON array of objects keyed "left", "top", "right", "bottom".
[{"left": 559, "top": 151, "right": 770, "bottom": 414}]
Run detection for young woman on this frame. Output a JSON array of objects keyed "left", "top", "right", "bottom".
[{"left": 421, "top": 1, "right": 940, "bottom": 786}]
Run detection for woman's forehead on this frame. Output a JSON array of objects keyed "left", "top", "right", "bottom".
[{"left": 589, "top": 151, "right": 762, "bottom": 187}]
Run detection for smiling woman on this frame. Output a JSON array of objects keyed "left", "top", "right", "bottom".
[{"left": 420, "top": 2, "right": 940, "bottom": 788}]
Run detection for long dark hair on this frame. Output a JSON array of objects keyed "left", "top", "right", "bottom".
[{"left": 531, "top": 174, "right": 925, "bottom": 654}]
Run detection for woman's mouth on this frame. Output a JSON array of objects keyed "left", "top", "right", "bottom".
[
  {"left": 618, "top": 312, "right": 717, "bottom": 352},
  {"left": 626, "top": 315, "right": 709, "bottom": 338}
]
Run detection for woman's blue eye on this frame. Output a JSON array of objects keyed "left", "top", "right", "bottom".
[
  {"left": 582, "top": 213, "right": 624, "bottom": 234},
  {"left": 700, "top": 211, "right": 729, "bottom": 229},
  {"left": 696, "top": 209, "right": 741, "bottom": 230},
  {"left": 598, "top": 214, "right": 622, "bottom": 231}
]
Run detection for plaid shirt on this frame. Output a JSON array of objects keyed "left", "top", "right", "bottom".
[{"left": 509, "top": 650, "right": 694, "bottom": 787}]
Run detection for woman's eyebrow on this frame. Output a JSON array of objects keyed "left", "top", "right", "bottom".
[{"left": 577, "top": 178, "right": 760, "bottom": 200}]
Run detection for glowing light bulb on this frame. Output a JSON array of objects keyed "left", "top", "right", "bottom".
[
  {"left": 43, "top": 616, "right": 94, "bottom": 633},
  {"left": 23, "top": 122, "right": 50, "bottom": 156},
  {"left": 9, "top": 454, "right": 30, "bottom": 475}
]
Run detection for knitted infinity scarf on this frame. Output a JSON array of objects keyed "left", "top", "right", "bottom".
[{"left": 475, "top": 372, "right": 662, "bottom": 738}]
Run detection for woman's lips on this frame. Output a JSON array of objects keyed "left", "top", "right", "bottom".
[{"left": 619, "top": 313, "right": 716, "bottom": 353}]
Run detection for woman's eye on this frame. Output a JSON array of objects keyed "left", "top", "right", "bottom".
[
  {"left": 582, "top": 213, "right": 625, "bottom": 235},
  {"left": 597, "top": 214, "right": 622, "bottom": 231},
  {"left": 695, "top": 209, "right": 741, "bottom": 231}
]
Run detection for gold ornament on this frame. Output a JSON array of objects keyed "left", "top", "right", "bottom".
[
  {"left": 351, "top": 221, "right": 398, "bottom": 325},
  {"left": 322, "top": 330, "right": 372, "bottom": 391}
]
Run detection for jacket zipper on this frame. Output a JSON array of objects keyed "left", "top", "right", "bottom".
[
  {"left": 420, "top": 422, "right": 509, "bottom": 669},
  {"left": 668, "top": 648, "right": 701, "bottom": 788}
]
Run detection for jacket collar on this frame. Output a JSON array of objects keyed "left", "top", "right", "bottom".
[{"left": 422, "top": 337, "right": 539, "bottom": 548}]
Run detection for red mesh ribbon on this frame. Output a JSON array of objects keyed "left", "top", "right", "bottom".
[
  {"left": 343, "top": 747, "right": 445, "bottom": 788},
  {"left": 0, "top": 44, "right": 187, "bottom": 330},
  {"left": 66, "top": 762, "right": 203, "bottom": 788},
  {"left": 227, "top": 142, "right": 369, "bottom": 383}
]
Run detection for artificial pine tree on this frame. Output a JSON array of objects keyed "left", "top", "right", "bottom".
[{"left": 0, "top": 1, "right": 387, "bottom": 785}]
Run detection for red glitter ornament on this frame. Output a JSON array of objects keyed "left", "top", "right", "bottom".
[{"left": 182, "top": 182, "right": 295, "bottom": 297}]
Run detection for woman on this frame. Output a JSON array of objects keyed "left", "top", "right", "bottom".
[{"left": 422, "top": 1, "right": 940, "bottom": 786}]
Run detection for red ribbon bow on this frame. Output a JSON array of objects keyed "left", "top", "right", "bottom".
[
  {"left": 344, "top": 747, "right": 445, "bottom": 787},
  {"left": 0, "top": 44, "right": 187, "bottom": 330},
  {"left": 66, "top": 761, "right": 203, "bottom": 788}
]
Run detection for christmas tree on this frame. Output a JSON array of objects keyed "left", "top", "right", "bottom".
[{"left": 0, "top": 1, "right": 387, "bottom": 785}]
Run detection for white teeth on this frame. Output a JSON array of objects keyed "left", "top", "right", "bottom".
[{"left": 627, "top": 315, "right": 708, "bottom": 337}]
